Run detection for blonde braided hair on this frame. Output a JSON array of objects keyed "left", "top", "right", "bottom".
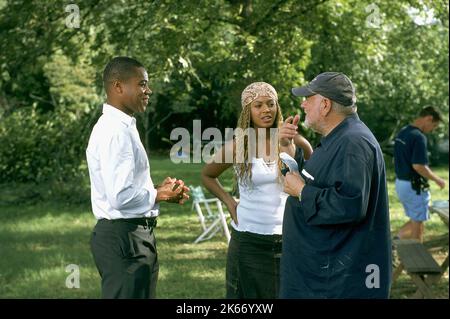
[{"left": 234, "top": 82, "right": 284, "bottom": 188}]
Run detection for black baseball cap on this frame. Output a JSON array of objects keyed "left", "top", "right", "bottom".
[{"left": 291, "top": 72, "right": 356, "bottom": 107}]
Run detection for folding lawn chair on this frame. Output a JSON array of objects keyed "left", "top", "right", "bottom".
[{"left": 190, "top": 185, "right": 231, "bottom": 244}]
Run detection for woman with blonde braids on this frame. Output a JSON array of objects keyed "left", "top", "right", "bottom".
[{"left": 201, "top": 82, "right": 312, "bottom": 298}]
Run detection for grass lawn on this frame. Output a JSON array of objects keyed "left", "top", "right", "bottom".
[{"left": 0, "top": 154, "right": 448, "bottom": 299}]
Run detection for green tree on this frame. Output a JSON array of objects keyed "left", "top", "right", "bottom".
[{"left": 0, "top": 0, "right": 448, "bottom": 182}]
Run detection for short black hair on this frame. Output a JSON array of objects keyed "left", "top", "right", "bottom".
[
  {"left": 419, "top": 106, "right": 442, "bottom": 122},
  {"left": 102, "top": 56, "right": 145, "bottom": 90}
]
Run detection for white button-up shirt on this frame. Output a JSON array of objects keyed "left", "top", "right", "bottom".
[{"left": 86, "top": 103, "right": 159, "bottom": 220}]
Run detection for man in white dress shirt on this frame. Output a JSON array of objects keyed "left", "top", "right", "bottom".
[{"left": 87, "top": 56, "right": 189, "bottom": 298}]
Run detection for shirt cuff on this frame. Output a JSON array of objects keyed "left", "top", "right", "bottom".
[
  {"left": 149, "top": 187, "right": 158, "bottom": 209},
  {"left": 300, "top": 184, "right": 320, "bottom": 222}
]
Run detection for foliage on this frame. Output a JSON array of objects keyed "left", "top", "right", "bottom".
[
  {"left": 0, "top": 105, "right": 100, "bottom": 183},
  {"left": 0, "top": 0, "right": 448, "bottom": 182}
]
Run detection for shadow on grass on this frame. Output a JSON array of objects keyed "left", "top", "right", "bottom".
[
  {"left": 1, "top": 162, "right": 447, "bottom": 298},
  {"left": 0, "top": 225, "right": 100, "bottom": 298},
  {"left": 0, "top": 203, "right": 229, "bottom": 299},
  {"left": 151, "top": 241, "right": 228, "bottom": 299},
  {"left": 391, "top": 273, "right": 449, "bottom": 299}
]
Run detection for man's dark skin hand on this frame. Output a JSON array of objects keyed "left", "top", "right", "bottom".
[{"left": 156, "top": 177, "right": 190, "bottom": 204}]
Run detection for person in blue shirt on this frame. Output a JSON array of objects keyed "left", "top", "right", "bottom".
[
  {"left": 279, "top": 72, "right": 392, "bottom": 298},
  {"left": 394, "top": 106, "right": 445, "bottom": 243}
]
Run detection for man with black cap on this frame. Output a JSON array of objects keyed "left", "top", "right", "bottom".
[{"left": 279, "top": 72, "right": 392, "bottom": 298}]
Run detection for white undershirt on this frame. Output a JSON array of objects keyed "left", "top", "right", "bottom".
[{"left": 232, "top": 158, "right": 287, "bottom": 235}]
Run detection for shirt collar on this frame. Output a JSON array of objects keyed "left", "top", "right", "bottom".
[
  {"left": 408, "top": 124, "right": 423, "bottom": 133},
  {"left": 102, "top": 103, "right": 135, "bottom": 127},
  {"left": 319, "top": 113, "right": 359, "bottom": 150}
]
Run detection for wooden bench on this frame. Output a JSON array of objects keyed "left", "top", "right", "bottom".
[{"left": 392, "top": 239, "right": 443, "bottom": 298}]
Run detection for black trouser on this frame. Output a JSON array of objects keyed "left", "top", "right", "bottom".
[
  {"left": 226, "top": 228, "right": 282, "bottom": 299},
  {"left": 90, "top": 219, "right": 159, "bottom": 299}
]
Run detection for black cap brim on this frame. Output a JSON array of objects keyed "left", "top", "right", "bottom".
[{"left": 291, "top": 86, "right": 316, "bottom": 97}]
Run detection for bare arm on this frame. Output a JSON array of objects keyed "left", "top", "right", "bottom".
[
  {"left": 279, "top": 115, "right": 300, "bottom": 157},
  {"left": 293, "top": 134, "right": 313, "bottom": 160},
  {"left": 412, "top": 164, "right": 446, "bottom": 189},
  {"left": 280, "top": 141, "right": 296, "bottom": 157},
  {"left": 201, "top": 142, "right": 238, "bottom": 224}
]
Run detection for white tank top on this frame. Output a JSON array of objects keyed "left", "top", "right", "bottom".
[{"left": 232, "top": 157, "right": 288, "bottom": 235}]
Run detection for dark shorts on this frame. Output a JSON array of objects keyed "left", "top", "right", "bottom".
[{"left": 226, "top": 228, "right": 282, "bottom": 299}]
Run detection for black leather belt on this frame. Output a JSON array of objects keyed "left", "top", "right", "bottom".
[{"left": 106, "top": 217, "right": 157, "bottom": 228}]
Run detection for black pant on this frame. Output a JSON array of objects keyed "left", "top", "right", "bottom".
[
  {"left": 90, "top": 219, "right": 159, "bottom": 299},
  {"left": 226, "top": 228, "right": 282, "bottom": 299}
]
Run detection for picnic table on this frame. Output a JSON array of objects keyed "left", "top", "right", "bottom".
[
  {"left": 429, "top": 201, "right": 449, "bottom": 226},
  {"left": 392, "top": 201, "right": 449, "bottom": 298},
  {"left": 429, "top": 200, "right": 449, "bottom": 279}
]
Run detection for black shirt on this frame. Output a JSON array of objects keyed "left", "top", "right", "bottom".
[
  {"left": 280, "top": 114, "right": 392, "bottom": 298},
  {"left": 394, "top": 125, "right": 428, "bottom": 181}
]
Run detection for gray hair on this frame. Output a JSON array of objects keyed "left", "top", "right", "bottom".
[{"left": 331, "top": 100, "right": 357, "bottom": 115}]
